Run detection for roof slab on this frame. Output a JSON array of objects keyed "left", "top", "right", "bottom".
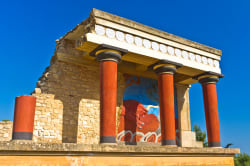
[{"left": 54, "top": 9, "right": 223, "bottom": 84}]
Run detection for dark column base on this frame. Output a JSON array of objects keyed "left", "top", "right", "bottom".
[
  {"left": 12, "top": 132, "right": 33, "bottom": 140},
  {"left": 100, "top": 136, "right": 116, "bottom": 143},
  {"left": 162, "top": 139, "right": 176, "bottom": 146},
  {"left": 208, "top": 142, "right": 221, "bottom": 147}
]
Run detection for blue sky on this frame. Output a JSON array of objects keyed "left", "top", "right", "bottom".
[{"left": 0, "top": 0, "right": 249, "bottom": 154}]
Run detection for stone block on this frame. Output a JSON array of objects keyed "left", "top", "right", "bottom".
[{"left": 180, "top": 131, "right": 203, "bottom": 148}]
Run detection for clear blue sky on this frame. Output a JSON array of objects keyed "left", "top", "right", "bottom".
[{"left": 1, "top": 0, "right": 249, "bottom": 154}]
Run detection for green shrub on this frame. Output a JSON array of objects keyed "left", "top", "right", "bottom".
[
  {"left": 235, "top": 153, "right": 250, "bottom": 166},
  {"left": 193, "top": 124, "right": 208, "bottom": 147}
]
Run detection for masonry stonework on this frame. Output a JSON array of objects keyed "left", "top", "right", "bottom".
[
  {"left": 30, "top": 59, "right": 125, "bottom": 144},
  {"left": 0, "top": 121, "right": 12, "bottom": 141}
]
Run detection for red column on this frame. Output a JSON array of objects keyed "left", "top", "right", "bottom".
[
  {"left": 153, "top": 61, "right": 181, "bottom": 146},
  {"left": 99, "top": 60, "right": 118, "bottom": 143},
  {"left": 201, "top": 81, "right": 221, "bottom": 147},
  {"left": 91, "top": 45, "right": 127, "bottom": 144},
  {"left": 12, "top": 95, "right": 36, "bottom": 140},
  {"left": 158, "top": 73, "right": 176, "bottom": 146}
]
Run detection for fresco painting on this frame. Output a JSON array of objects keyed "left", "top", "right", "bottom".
[{"left": 117, "top": 74, "right": 179, "bottom": 144}]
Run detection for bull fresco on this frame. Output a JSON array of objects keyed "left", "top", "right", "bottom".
[{"left": 117, "top": 74, "right": 179, "bottom": 144}]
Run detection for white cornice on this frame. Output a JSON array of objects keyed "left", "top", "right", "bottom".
[{"left": 77, "top": 25, "right": 221, "bottom": 74}]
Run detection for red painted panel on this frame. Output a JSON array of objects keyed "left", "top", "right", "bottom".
[{"left": 118, "top": 100, "right": 160, "bottom": 142}]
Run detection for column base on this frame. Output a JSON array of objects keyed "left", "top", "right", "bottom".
[
  {"left": 162, "top": 139, "right": 177, "bottom": 146},
  {"left": 100, "top": 136, "right": 116, "bottom": 144},
  {"left": 208, "top": 142, "right": 221, "bottom": 147},
  {"left": 12, "top": 132, "right": 33, "bottom": 140}
]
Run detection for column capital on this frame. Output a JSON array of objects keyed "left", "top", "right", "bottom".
[
  {"left": 193, "top": 71, "right": 224, "bottom": 84},
  {"left": 90, "top": 44, "right": 128, "bottom": 63},
  {"left": 150, "top": 60, "right": 182, "bottom": 75}
]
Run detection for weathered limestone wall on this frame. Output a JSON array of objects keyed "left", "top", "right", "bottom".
[
  {"left": 0, "top": 156, "right": 235, "bottom": 166},
  {"left": 31, "top": 60, "right": 125, "bottom": 144},
  {"left": 0, "top": 121, "right": 12, "bottom": 141},
  {"left": 0, "top": 142, "right": 239, "bottom": 166}
]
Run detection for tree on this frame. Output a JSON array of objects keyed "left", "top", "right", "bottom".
[
  {"left": 234, "top": 153, "right": 250, "bottom": 166},
  {"left": 193, "top": 124, "right": 208, "bottom": 147}
]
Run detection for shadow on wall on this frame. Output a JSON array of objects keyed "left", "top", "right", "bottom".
[{"left": 60, "top": 96, "right": 81, "bottom": 143}]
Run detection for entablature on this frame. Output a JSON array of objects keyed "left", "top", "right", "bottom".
[{"left": 56, "top": 8, "right": 223, "bottom": 85}]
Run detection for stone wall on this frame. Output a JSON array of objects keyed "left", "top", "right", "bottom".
[
  {"left": 32, "top": 60, "right": 125, "bottom": 144},
  {"left": 0, "top": 156, "right": 235, "bottom": 166},
  {"left": 0, "top": 121, "right": 12, "bottom": 141},
  {"left": 0, "top": 142, "right": 239, "bottom": 166}
]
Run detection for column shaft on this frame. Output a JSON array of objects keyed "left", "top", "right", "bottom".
[
  {"left": 202, "top": 83, "right": 221, "bottom": 147},
  {"left": 91, "top": 45, "right": 126, "bottom": 144},
  {"left": 158, "top": 73, "right": 176, "bottom": 145},
  {"left": 100, "top": 60, "right": 118, "bottom": 143},
  {"left": 12, "top": 95, "right": 36, "bottom": 140}
]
